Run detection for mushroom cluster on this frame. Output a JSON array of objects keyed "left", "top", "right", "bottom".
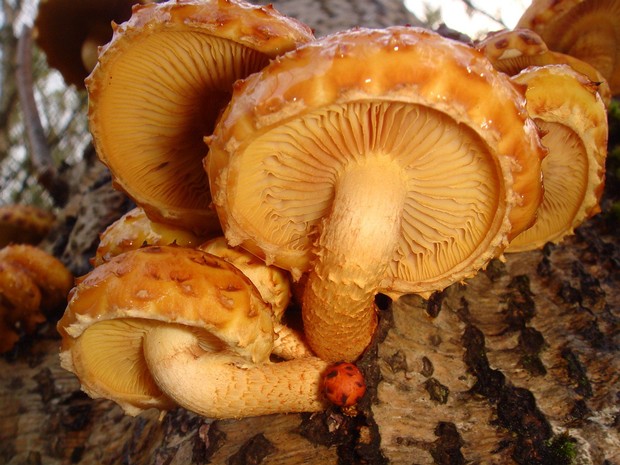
[
  {"left": 1, "top": 244, "right": 73, "bottom": 353},
  {"left": 58, "top": 0, "right": 610, "bottom": 419}
]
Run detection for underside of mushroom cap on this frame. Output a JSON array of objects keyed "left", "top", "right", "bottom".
[
  {"left": 507, "top": 65, "right": 608, "bottom": 252},
  {"left": 516, "top": 0, "right": 620, "bottom": 93},
  {"left": 87, "top": 0, "right": 314, "bottom": 234},
  {"left": 58, "top": 245, "right": 275, "bottom": 415},
  {"left": 207, "top": 26, "right": 545, "bottom": 297}
]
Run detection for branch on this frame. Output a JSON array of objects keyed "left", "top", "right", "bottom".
[
  {"left": 460, "top": 0, "right": 508, "bottom": 29},
  {"left": 15, "top": 26, "right": 68, "bottom": 206}
]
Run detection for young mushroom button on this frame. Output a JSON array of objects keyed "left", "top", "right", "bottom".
[
  {"left": 86, "top": 0, "right": 314, "bottom": 235},
  {"left": 206, "top": 27, "right": 545, "bottom": 362}
]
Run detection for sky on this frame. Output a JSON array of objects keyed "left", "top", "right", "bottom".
[{"left": 405, "top": 0, "right": 530, "bottom": 40}]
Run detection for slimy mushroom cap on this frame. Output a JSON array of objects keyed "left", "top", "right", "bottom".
[{"left": 86, "top": 0, "right": 314, "bottom": 234}]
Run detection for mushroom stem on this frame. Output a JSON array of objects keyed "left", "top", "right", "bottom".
[
  {"left": 302, "top": 158, "right": 407, "bottom": 362},
  {"left": 143, "top": 324, "right": 329, "bottom": 418}
]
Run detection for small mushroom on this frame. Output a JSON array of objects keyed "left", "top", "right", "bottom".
[
  {"left": 507, "top": 65, "right": 608, "bottom": 252},
  {"left": 0, "top": 204, "right": 56, "bottom": 248},
  {"left": 34, "top": 0, "right": 145, "bottom": 88},
  {"left": 58, "top": 246, "right": 328, "bottom": 418},
  {"left": 92, "top": 206, "right": 216, "bottom": 267},
  {"left": 0, "top": 244, "right": 72, "bottom": 353},
  {"left": 516, "top": 0, "right": 620, "bottom": 94},
  {"left": 476, "top": 28, "right": 612, "bottom": 106},
  {"left": 87, "top": 0, "right": 314, "bottom": 234},
  {"left": 206, "top": 27, "right": 546, "bottom": 361}
]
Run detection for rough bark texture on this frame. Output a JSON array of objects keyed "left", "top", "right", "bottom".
[{"left": 1, "top": 1, "right": 619, "bottom": 464}]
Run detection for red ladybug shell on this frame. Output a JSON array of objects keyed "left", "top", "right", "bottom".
[{"left": 322, "top": 361, "right": 366, "bottom": 407}]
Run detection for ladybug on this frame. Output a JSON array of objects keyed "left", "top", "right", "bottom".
[{"left": 322, "top": 361, "right": 366, "bottom": 412}]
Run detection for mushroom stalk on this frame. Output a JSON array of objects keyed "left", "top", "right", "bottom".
[
  {"left": 302, "top": 158, "right": 407, "bottom": 362},
  {"left": 143, "top": 324, "right": 329, "bottom": 418}
]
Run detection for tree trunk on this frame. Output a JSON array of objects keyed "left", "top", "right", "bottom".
[{"left": 1, "top": 1, "right": 618, "bottom": 464}]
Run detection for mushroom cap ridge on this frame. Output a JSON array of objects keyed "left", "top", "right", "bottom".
[{"left": 207, "top": 26, "right": 545, "bottom": 296}]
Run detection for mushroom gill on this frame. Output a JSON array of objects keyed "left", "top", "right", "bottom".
[
  {"left": 87, "top": 0, "right": 314, "bottom": 234},
  {"left": 507, "top": 65, "right": 608, "bottom": 252}
]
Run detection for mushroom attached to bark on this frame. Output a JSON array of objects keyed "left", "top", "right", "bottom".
[
  {"left": 476, "top": 28, "right": 612, "bottom": 106},
  {"left": 516, "top": 0, "right": 620, "bottom": 94},
  {"left": 206, "top": 27, "right": 546, "bottom": 362},
  {"left": 58, "top": 246, "right": 328, "bottom": 418},
  {"left": 34, "top": 0, "right": 143, "bottom": 88},
  {"left": 0, "top": 244, "right": 72, "bottom": 353},
  {"left": 0, "top": 204, "right": 56, "bottom": 247},
  {"left": 86, "top": 0, "right": 314, "bottom": 234},
  {"left": 507, "top": 65, "right": 608, "bottom": 252}
]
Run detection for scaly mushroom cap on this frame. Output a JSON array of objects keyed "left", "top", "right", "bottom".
[
  {"left": 207, "top": 27, "right": 545, "bottom": 361},
  {"left": 34, "top": 0, "right": 142, "bottom": 88},
  {"left": 507, "top": 65, "right": 608, "bottom": 252},
  {"left": 58, "top": 245, "right": 327, "bottom": 418},
  {"left": 476, "top": 28, "right": 612, "bottom": 106},
  {"left": 86, "top": 0, "right": 314, "bottom": 234},
  {"left": 516, "top": 0, "right": 620, "bottom": 94},
  {"left": 198, "top": 237, "right": 292, "bottom": 320},
  {"left": 58, "top": 245, "right": 276, "bottom": 415},
  {"left": 92, "top": 206, "right": 216, "bottom": 267},
  {"left": 0, "top": 204, "right": 56, "bottom": 248}
]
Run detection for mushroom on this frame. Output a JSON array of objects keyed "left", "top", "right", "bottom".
[
  {"left": 0, "top": 244, "right": 72, "bottom": 353},
  {"left": 475, "top": 28, "right": 612, "bottom": 106},
  {"left": 0, "top": 204, "right": 56, "bottom": 248},
  {"left": 506, "top": 65, "right": 608, "bottom": 252},
  {"left": 58, "top": 246, "right": 328, "bottom": 418},
  {"left": 34, "top": 0, "right": 145, "bottom": 88},
  {"left": 92, "top": 209, "right": 310, "bottom": 358},
  {"left": 86, "top": 0, "right": 314, "bottom": 234},
  {"left": 206, "top": 27, "right": 546, "bottom": 362},
  {"left": 516, "top": 0, "right": 620, "bottom": 94},
  {"left": 92, "top": 206, "right": 216, "bottom": 267}
]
